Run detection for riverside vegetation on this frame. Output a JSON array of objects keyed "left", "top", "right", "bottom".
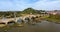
[
  {"left": 0, "top": 8, "right": 44, "bottom": 18},
  {"left": 44, "top": 14, "right": 60, "bottom": 23}
]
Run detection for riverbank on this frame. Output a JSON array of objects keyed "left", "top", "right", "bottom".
[{"left": 44, "top": 14, "right": 60, "bottom": 24}]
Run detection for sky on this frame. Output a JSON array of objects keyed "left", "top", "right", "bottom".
[{"left": 0, "top": 0, "right": 60, "bottom": 11}]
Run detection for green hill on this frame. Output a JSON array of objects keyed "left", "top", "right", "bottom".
[{"left": 22, "top": 8, "right": 41, "bottom": 14}]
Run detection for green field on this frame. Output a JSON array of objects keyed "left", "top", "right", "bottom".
[{"left": 44, "top": 14, "right": 60, "bottom": 23}]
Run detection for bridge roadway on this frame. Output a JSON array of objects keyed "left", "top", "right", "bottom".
[{"left": 0, "top": 15, "right": 40, "bottom": 25}]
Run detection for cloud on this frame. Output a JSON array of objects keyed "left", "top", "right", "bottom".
[
  {"left": 0, "top": 0, "right": 60, "bottom": 11},
  {"left": 32, "top": 0, "right": 60, "bottom": 10},
  {"left": 0, "top": 0, "right": 34, "bottom": 11}
]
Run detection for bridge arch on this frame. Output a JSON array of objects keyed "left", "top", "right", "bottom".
[
  {"left": 0, "top": 22, "right": 5, "bottom": 24},
  {"left": 16, "top": 18, "right": 24, "bottom": 24},
  {"left": 7, "top": 20, "right": 16, "bottom": 25}
]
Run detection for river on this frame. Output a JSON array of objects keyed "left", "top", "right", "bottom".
[{"left": 0, "top": 20, "right": 60, "bottom": 32}]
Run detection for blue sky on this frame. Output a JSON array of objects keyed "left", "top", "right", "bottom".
[{"left": 0, "top": 0, "right": 60, "bottom": 11}]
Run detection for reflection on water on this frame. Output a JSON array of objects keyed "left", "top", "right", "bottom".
[
  {"left": 0, "top": 20, "right": 60, "bottom": 32},
  {"left": 17, "top": 19, "right": 22, "bottom": 24}
]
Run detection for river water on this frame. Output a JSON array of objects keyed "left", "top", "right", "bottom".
[{"left": 0, "top": 20, "right": 60, "bottom": 32}]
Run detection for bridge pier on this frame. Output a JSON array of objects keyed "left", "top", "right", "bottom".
[{"left": 5, "top": 22, "right": 8, "bottom": 25}]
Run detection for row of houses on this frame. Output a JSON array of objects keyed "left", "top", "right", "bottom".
[{"left": 46, "top": 10, "right": 60, "bottom": 15}]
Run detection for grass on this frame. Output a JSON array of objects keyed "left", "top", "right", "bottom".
[{"left": 44, "top": 14, "right": 60, "bottom": 23}]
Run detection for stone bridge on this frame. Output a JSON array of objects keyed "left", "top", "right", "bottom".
[{"left": 0, "top": 15, "right": 40, "bottom": 25}]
